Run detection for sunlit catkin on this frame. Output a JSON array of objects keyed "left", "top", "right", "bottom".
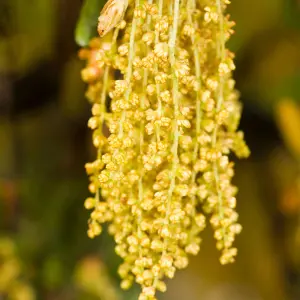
[{"left": 80, "top": 0, "right": 250, "bottom": 298}]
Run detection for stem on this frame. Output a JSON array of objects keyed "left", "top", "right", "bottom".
[
  {"left": 188, "top": 0, "right": 202, "bottom": 228},
  {"left": 98, "top": 28, "right": 120, "bottom": 156},
  {"left": 151, "top": 0, "right": 180, "bottom": 289},
  {"left": 212, "top": 0, "right": 226, "bottom": 240},
  {"left": 98, "top": 29, "right": 120, "bottom": 158},
  {"left": 166, "top": 0, "right": 180, "bottom": 220},
  {"left": 154, "top": 0, "right": 164, "bottom": 142},
  {"left": 96, "top": 29, "right": 120, "bottom": 205},
  {"left": 119, "top": 0, "right": 140, "bottom": 137},
  {"left": 98, "top": 65, "right": 110, "bottom": 159},
  {"left": 137, "top": 0, "right": 153, "bottom": 248}
]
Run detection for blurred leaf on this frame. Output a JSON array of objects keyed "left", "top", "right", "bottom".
[
  {"left": 272, "top": 73, "right": 300, "bottom": 104},
  {"left": 0, "top": 120, "right": 15, "bottom": 176},
  {"left": 283, "top": 0, "right": 300, "bottom": 29},
  {"left": 9, "top": 282, "right": 35, "bottom": 300},
  {"left": 75, "top": 0, "right": 106, "bottom": 47},
  {"left": 8, "top": 0, "right": 56, "bottom": 73},
  {"left": 229, "top": 0, "right": 282, "bottom": 52},
  {"left": 74, "top": 256, "right": 120, "bottom": 300},
  {"left": 59, "top": 55, "right": 87, "bottom": 118},
  {"left": 239, "top": 33, "right": 300, "bottom": 113},
  {"left": 42, "top": 256, "right": 64, "bottom": 289},
  {"left": 280, "top": 183, "right": 300, "bottom": 215},
  {"left": 275, "top": 99, "right": 300, "bottom": 151},
  {"left": 289, "top": 225, "right": 300, "bottom": 270}
]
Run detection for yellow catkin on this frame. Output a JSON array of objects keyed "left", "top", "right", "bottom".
[{"left": 80, "top": 0, "right": 250, "bottom": 298}]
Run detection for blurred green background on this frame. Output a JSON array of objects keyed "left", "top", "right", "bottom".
[{"left": 0, "top": 0, "right": 300, "bottom": 299}]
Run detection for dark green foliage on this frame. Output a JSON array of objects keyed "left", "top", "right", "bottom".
[{"left": 75, "top": 0, "right": 107, "bottom": 46}]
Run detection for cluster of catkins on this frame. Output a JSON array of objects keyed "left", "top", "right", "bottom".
[{"left": 79, "top": 0, "right": 249, "bottom": 298}]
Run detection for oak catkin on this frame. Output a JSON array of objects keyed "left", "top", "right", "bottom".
[{"left": 79, "top": 0, "right": 250, "bottom": 298}]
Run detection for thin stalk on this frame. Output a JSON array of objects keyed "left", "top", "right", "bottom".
[
  {"left": 151, "top": 0, "right": 180, "bottom": 289},
  {"left": 98, "top": 29, "right": 120, "bottom": 159},
  {"left": 96, "top": 29, "right": 120, "bottom": 205},
  {"left": 188, "top": 0, "right": 202, "bottom": 232},
  {"left": 98, "top": 65, "right": 109, "bottom": 159},
  {"left": 114, "top": 0, "right": 139, "bottom": 204},
  {"left": 154, "top": 0, "right": 164, "bottom": 142},
  {"left": 166, "top": 0, "right": 180, "bottom": 221},
  {"left": 212, "top": 0, "right": 226, "bottom": 240},
  {"left": 119, "top": 0, "right": 140, "bottom": 137},
  {"left": 137, "top": 0, "right": 153, "bottom": 248}
]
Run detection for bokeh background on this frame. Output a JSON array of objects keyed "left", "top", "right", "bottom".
[{"left": 0, "top": 0, "right": 300, "bottom": 299}]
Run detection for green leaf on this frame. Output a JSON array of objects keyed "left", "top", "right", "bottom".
[{"left": 75, "top": 0, "right": 106, "bottom": 47}]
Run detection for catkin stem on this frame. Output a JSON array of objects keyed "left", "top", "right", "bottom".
[
  {"left": 137, "top": 0, "right": 153, "bottom": 250},
  {"left": 98, "top": 65, "right": 110, "bottom": 159},
  {"left": 151, "top": 0, "right": 180, "bottom": 290},
  {"left": 187, "top": 0, "right": 202, "bottom": 232},
  {"left": 96, "top": 29, "right": 120, "bottom": 205},
  {"left": 119, "top": 0, "right": 140, "bottom": 137},
  {"left": 154, "top": 0, "right": 163, "bottom": 142},
  {"left": 98, "top": 28, "right": 120, "bottom": 158},
  {"left": 166, "top": 0, "right": 180, "bottom": 219},
  {"left": 213, "top": 0, "right": 226, "bottom": 237},
  {"left": 187, "top": 0, "right": 202, "bottom": 173}
]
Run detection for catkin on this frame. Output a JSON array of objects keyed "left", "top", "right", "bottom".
[{"left": 79, "top": 0, "right": 250, "bottom": 298}]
